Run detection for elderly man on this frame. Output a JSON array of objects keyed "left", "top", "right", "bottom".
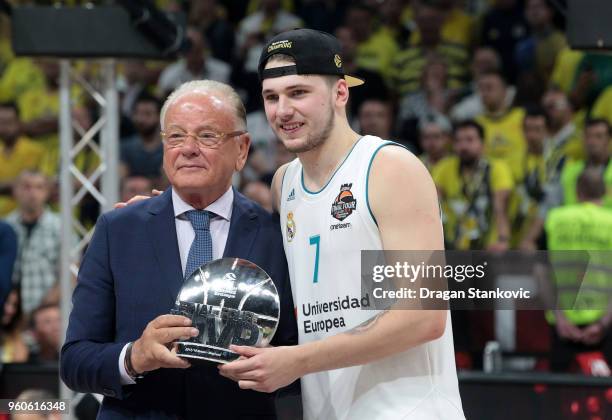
[{"left": 61, "top": 80, "right": 297, "bottom": 419}]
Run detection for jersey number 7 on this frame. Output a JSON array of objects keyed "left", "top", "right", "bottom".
[{"left": 309, "top": 235, "right": 320, "bottom": 283}]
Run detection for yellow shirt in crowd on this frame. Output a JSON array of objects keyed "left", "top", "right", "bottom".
[
  {"left": 592, "top": 85, "right": 612, "bottom": 128},
  {"left": 476, "top": 107, "right": 527, "bottom": 182},
  {"left": 0, "top": 58, "right": 45, "bottom": 103},
  {"left": 18, "top": 85, "right": 83, "bottom": 177},
  {"left": 409, "top": 8, "right": 475, "bottom": 48},
  {"left": 355, "top": 31, "right": 400, "bottom": 82},
  {"left": 433, "top": 156, "right": 514, "bottom": 249}
]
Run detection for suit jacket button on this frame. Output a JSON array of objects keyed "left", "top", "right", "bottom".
[{"left": 103, "top": 388, "right": 116, "bottom": 397}]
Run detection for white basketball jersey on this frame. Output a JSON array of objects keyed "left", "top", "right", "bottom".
[{"left": 280, "top": 135, "right": 465, "bottom": 420}]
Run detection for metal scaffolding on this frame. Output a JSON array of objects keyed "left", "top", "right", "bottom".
[{"left": 58, "top": 59, "right": 119, "bottom": 412}]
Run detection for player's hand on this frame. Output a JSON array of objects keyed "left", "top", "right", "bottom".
[
  {"left": 114, "top": 189, "right": 163, "bottom": 209},
  {"left": 130, "top": 314, "right": 199, "bottom": 373},
  {"left": 218, "top": 345, "right": 303, "bottom": 393}
]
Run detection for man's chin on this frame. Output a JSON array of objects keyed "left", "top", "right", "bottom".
[
  {"left": 173, "top": 183, "right": 207, "bottom": 193},
  {"left": 282, "top": 137, "right": 319, "bottom": 154}
]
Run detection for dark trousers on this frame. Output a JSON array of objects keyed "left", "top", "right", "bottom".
[{"left": 550, "top": 324, "right": 612, "bottom": 372}]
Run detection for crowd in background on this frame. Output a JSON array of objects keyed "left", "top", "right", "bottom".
[{"left": 1, "top": 0, "right": 611, "bottom": 376}]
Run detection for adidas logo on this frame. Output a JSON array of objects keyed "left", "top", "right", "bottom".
[{"left": 287, "top": 188, "right": 296, "bottom": 201}]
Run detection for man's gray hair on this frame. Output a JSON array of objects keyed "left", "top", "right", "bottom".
[{"left": 160, "top": 80, "right": 247, "bottom": 131}]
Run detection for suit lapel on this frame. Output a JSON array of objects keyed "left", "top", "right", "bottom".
[
  {"left": 223, "top": 189, "right": 259, "bottom": 259},
  {"left": 147, "top": 189, "right": 184, "bottom": 303}
]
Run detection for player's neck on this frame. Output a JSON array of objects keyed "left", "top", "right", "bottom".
[{"left": 299, "top": 121, "right": 360, "bottom": 192}]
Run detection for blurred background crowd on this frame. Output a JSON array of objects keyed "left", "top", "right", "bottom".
[{"left": 1, "top": 0, "right": 611, "bottom": 388}]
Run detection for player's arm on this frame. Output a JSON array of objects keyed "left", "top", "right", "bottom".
[
  {"left": 270, "top": 162, "right": 290, "bottom": 213},
  {"left": 219, "top": 146, "right": 447, "bottom": 392}
]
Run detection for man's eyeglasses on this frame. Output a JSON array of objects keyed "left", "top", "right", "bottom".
[{"left": 161, "top": 129, "right": 246, "bottom": 149}]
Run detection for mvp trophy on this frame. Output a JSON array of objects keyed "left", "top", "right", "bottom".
[{"left": 171, "top": 258, "right": 280, "bottom": 363}]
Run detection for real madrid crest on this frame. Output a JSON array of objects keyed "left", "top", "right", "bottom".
[{"left": 286, "top": 212, "right": 296, "bottom": 242}]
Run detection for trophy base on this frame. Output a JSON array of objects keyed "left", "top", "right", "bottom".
[{"left": 176, "top": 341, "right": 240, "bottom": 364}]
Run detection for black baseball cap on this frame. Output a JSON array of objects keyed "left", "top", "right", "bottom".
[{"left": 258, "top": 28, "right": 365, "bottom": 87}]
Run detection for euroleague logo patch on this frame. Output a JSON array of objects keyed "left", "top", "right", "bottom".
[{"left": 331, "top": 183, "right": 357, "bottom": 221}]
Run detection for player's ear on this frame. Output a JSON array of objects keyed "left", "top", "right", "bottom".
[{"left": 335, "top": 78, "right": 349, "bottom": 108}]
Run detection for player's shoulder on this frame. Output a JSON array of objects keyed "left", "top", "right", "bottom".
[
  {"left": 271, "top": 159, "right": 299, "bottom": 211},
  {"left": 272, "top": 161, "right": 293, "bottom": 186},
  {"left": 368, "top": 138, "right": 430, "bottom": 180},
  {"left": 367, "top": 138, "right": 438, "bottom": 207}
]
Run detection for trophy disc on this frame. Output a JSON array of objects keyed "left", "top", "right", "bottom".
[{"left": 171, "top": 258, "right": 280, "bottom": 363}]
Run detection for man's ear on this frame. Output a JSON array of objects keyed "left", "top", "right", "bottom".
[
  {"left": 335, "top": 78, "right": 350, "bottom": 108},
  {"left": 235, "top": 133, "right": 251, "bottom": 172}
]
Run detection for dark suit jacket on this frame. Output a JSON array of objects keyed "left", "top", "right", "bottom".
[{"left": 61, "top": 188, "right": 298, "bottom": 419}]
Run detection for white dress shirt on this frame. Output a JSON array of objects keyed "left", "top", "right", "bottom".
[{"left": 119, "top": 187, "right": 234, "bottom": 384}]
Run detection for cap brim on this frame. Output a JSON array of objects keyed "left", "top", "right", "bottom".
[{"left": 345, "top": 75, "right": 365, "bottom": 87}]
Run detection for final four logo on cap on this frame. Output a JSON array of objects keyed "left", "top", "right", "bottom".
[{"left": 258, "top": 28, "right": 365, "bottom": 88}]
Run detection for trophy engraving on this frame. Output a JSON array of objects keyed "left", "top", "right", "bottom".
[{"left": 171, "top": 258, "right": 280, "bottom": 363}]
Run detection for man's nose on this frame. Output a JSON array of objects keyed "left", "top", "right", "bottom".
[
  {"left": 180, "top": 134, "right": 201, "bottom": 155},
  {"left": 277, "top": 96, "right": 294, "bottom": 120}
]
